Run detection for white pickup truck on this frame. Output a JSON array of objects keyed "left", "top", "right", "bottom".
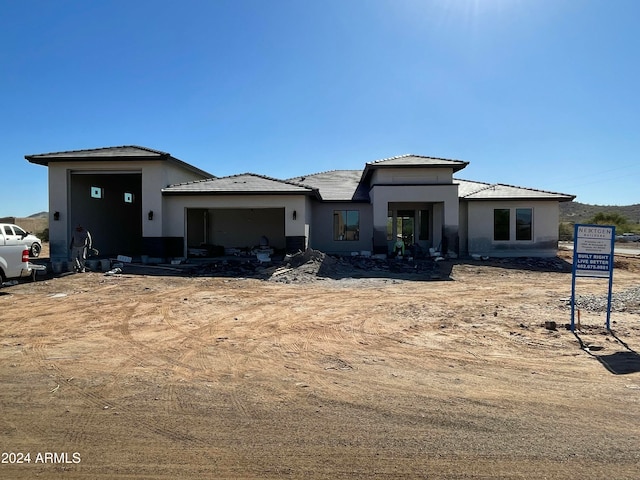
[
  {"left": 0, "top": 229, "right": 45, "bottom": 284},
  {"left": 0, "top": 244, "right": 32, "bottom": 284}
]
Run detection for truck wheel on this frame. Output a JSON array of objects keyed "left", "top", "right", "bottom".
[{"left": 30, "top": 243, "right": 41, "bottom": 258}]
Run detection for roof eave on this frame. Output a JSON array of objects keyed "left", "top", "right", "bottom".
[
  {"left": 461, "top": 195, "right": 576, "bottom": 202},
  {"left": 26, "top": 154, "right": 167, "bottom": 165},
  {"left": 162, "top": 190, "right": 318, "bottom": 197},
  {"left": 25, "top": 152, "right": 213, "bottom": 178},
  {"left": 367, "top": 162, "right": 470, "bottom": 172}
]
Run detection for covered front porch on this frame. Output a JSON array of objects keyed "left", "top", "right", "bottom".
[
  {"left": 386, "top": 202, "right": 440, "bottom": 258},
  {"left": 371, "top": 184, "right": 460, "bottom": 257}
]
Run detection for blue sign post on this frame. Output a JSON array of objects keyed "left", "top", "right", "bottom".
[{"left": 571, "top": 224, "right": 615, "bottom": 331}]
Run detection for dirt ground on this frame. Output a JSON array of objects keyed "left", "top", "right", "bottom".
[{"left": 1, "top": 245, "right": 639, "bottom": 479}]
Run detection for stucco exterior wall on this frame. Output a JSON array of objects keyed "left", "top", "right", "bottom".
[
  {"left": 369, "top": 184, "right": 459, "bottom": 253},
  {"left": 162, "top": 194, "right": 310, "bottom": 254},
  {"left": 144, "top": 161, "right": 212, "bottom": 237},
  {"left": 46, "top": 160, "right": 208, "bottom": 261},
  {"left": 309, "top": 202, "right": 373, "bottom": 254},
  {"left": 370, "top": 167, "right": 454, "bottom": 185},
  {"left": 47, "top": 165, "right": 69, "bottom": 261},
  {"left": 466, "top": 200, "right": 560, "bottom": 257},
  {"left": 458, "top": 200, "right": 469, "bottom": 255}
]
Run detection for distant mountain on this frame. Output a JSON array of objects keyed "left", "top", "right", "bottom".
[
  {"left": 560, "top": 202, "right": 640, "bottom": 224},
  {"left": 27, "top": 211, "right": 48, "bottom": 219}
]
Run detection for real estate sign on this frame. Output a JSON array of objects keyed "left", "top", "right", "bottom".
[{"left": 571, "top": 224, "right": 615, "bottom": 331}]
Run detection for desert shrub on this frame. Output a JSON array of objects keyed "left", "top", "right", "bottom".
[
  {"left": 39, "top": 228, "right": 49, "bottom": 242},
  {"left": 586, "top": 212, "right": 632, "bottom": 232},
  {"left": 558, "top": 222, "right": 574, "bottom": 241}
]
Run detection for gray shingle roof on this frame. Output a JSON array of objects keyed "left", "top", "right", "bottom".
[
  {"left": 287, "top": 170, "right": 369, "bottom": 201},
  {"left": 26, "top": 145, "right": 169, "bottom": 161},
  {"left": 163, "top": 173, "right": 318, "bottom": 196},
  {"left": 456, "top": 179, "right": 575, "bottom": 201},
  {"left": 365, "top": 154, "right": 469, "bottom": 172},
  {"left": 25, "top": 145, "right": 213, "bottom": 178}
]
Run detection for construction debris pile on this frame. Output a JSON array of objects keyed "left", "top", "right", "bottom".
[
  {"left": 125, "top": 250, "right": 579, "bottom": 284},
  {"left": 267, "top": 249, "right": 444, "bottom": 283},
  {"left": 186, "top": 249, "right": 444, "bottom": 283}
]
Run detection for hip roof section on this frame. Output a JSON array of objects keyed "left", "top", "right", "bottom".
[
  {"left": 456, "top": 179, "right": 575, "bottom": 201},
  {"left": 25, "top": 145, "right": 213, "bottom": 178},
  {"left": 287, "top": 170, "right": 369, "bottom": 202},
  {"left": 163, "top": 173, "right": 319, "bottom": 196}
]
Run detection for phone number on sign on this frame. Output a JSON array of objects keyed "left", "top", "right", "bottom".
[{"left": 2, "top": 452, "right": 81, "bottom": 464}]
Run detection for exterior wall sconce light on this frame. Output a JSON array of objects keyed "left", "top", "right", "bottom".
[
  {"left": 148, "top": 210, "right": 154, "bottom": 221},
  {"left": 292, "top": 210, "right": 297, "bottom": 220},
  {"left": 53, "top": 211, "right": 60, "bottom": 221}
]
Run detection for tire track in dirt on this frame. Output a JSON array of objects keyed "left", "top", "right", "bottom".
[
  {"left": 158, "top": 289, "right": 332, "bottom": 419},
  {"left": 111, "top": 289, "right": 273, "bottom": 419},
  {"left": 21, "top": 338, "right": 107, "bottom": 448},
  {"left": 114, "top": 302, "right": 197, "bottom": 372},
  {"left": 13, "top": 338, "right": 61, "bottom": 443},
  {"left": 247, "top": 291, "right": 363, "bottom": 395},
  {"left": 164, "top": 304, "right": 272, "bottom": 419},
  {"left": 79, "top": 301, "right": 214, "bottom": 445},
  {"left": 45, "top": 355, "right": 204, "bottom": 446},
  {"left": 16, "top": 337, "right": 204, "bottom": 448}
]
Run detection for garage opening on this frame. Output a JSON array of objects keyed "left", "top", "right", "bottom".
[
  {"left": 187, "top": 208, "right": 285, "bottom": 256},
  {"left": 70, "top": 172, "right": 142, "bottom": 257}
]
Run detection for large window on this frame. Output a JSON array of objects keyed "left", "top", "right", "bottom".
[
  {"left": 494, "top": 209, "right": 510, "bottom": 241},
  {"left": 516, "top": 208, "right": 533, "bottom": 241},
  {"left": 333, "top": 210, "right": 359, "bottom": 241},
  {"left": 494, "top": 208, "right": 533, "bottom": 241},
  {"left": 387, "top": 209, "right": 429, "bottom": 242}
]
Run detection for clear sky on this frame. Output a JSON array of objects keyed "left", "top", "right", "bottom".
[{"left": 1, "top": 0, "right": 639, "bottom": 217}]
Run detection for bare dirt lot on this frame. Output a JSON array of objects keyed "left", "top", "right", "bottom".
[{"left": 1, "top": 245, "right": 639, "bottom": 479}]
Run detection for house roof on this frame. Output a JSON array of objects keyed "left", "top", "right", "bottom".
[
  {"left": 456, "top": 179, "right": 575, "bottom": 201},
  {"left": 364, "top": 154, "right": 469, "bottom": 173},
  {"left": 25, "top": 145, "right": 213, "bottom": 178},
  {"left": 287, "top": 170, "right": 369, "bottom": 202},
  {"left": 162, "top": 173, "right": 319, "bottom": 196},
  {"left": 25, "top": 146, "right": 575, "bottom": 202}
]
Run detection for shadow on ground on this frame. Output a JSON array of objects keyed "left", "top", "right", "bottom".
[
  {"left": 457, "top": 256, "right": 572, "bottom": 273},
  {"left": 574, "top": 330, "right": 640, "bottom": 375}
]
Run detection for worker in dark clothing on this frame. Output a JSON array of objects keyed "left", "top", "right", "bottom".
[{"left": 70, "top": 224, "right": 92, "bottom": 273}]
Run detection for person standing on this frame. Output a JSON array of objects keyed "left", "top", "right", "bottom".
[
  {"left": 70, "top": 224, "right": 92, "bottom": 273},
  {"left": 393, "top": 234, "right": 405, "bottom": 257}
]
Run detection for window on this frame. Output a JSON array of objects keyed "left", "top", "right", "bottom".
[
  {"left": 387, "top": 210, "right": 416, "bottom": 243},
  {"left": 516, "top": 208, "right": 532, "bottom": 241},
  {"left": 494, "top": 208, "right": 534, "bottom": 241},
  {"left": 494, "top": 209, "right": 510, "bottom": 241},
  {"left": 397, "top": 210, "right": 415, "bottom": 244},
  {"left": 91, "top": 186, "right": 103, "bottom": 199},
  {"left": 333, "top": 210, "right": 359, "bottom": 241},
  {"left": 419, "top": 209, "right": 430, "bottom": 241}
]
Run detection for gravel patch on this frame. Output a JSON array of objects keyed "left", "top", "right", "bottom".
[{"left": 567, "top": 286, "right": 640, "bottom": 314}]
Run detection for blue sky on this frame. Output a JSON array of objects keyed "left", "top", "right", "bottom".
[{"left": 1, "top": 0, "right": 638, "bottom": 217}]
